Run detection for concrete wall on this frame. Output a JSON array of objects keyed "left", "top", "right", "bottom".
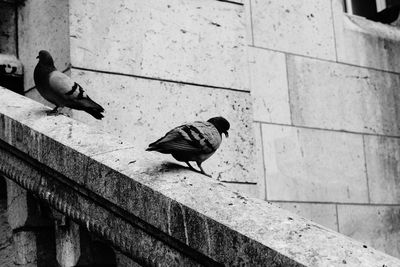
[{"left": 246, "top": 0, "right": 400, "bottom": 258}]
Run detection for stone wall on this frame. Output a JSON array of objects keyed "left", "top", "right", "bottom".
[
  {"left": 9, "top": 0, "right": 400, "bottom": 260},
  {"left": 0, "top": 176, "right": 16, "bottom": 267},
  {"left": 245, "top": 0, "right": 400, "bottom": 258},
  {"left": 17, "top": 0, "right": 262, "bottom": 187}
]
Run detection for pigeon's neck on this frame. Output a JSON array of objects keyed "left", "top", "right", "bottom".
[{"left": 39, "top": 62, "right": 56, "bottom": 72}]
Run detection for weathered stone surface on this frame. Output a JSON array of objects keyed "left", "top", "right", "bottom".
[
  {"left": 6, "top": 179, "right": 51, "bottom": 229},
  {"left": 364, "top": 135, "right": 400, "bottom": 204},
  {"left": 338, "top": 205, "right": 400, "bottom": 258},
  {"left": 1, "top": 88, "right": 400, "bottom": 266},
  {"left": 274, "top": 202, "right": 338, "bottom": 231},
  {"left": 18, "top": 0, "right": 69, "bottom": 92},
  {"left": 0, "top": 3, "right": 16, "bottom": 55},
  {"left": 262, "top": 124, "right": 368, "bottom": 202},
  {"left": 243, "top": 0, "right": 253, "bottom": 45},
  {"left": 13, "top": 229, "right": 58, "bottom": 267},
  {"left": 70, "top": 0, "right": 249, "bottom": 91},
  {"left": 249, "top": 47, "right": 291, "bottom": 124},
  {"left": 70, "top": 69, "right": 256, "bottom": 183},
  {"left": 251, "top": 0, "right": 336, "bottom": 60},
  {"left": 0, "top": 197, "right": 16, "bottom": 267},
  {"left": 288, "top": 55, "right": 400, "bottom": 136},
  {"left": 55, "top": 221, "right": 81, "bottom": 267},
  {"left": 13, "top": 231, "right": 37, "bottom": 266},
  {"left": 224, "top": 122, "right": 265, "bottom": 200},
  {"left": 115, "top": 250, "right": 142, "bottom": 267},
  {"left": 333, "top": 0, "right": 400, "bottom": 72}
]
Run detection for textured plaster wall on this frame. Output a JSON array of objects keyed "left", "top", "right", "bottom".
[{"left": 246, "top": 0, "right": 400, "bottom": 258}]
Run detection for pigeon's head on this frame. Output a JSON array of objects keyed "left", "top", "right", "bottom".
[
  {"left": 36, "top": 50, "right": 54, "bottom": 66},
  {"left": 208, "top": 116, "right": 230, "bottom": 138}
]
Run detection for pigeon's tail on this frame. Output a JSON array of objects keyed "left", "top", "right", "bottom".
[
  {"left": 146, "top": 142, "right": 160, "bottom": 151},
  {"left": 146, "top": 142, "right": 165, "bottom": 152},
  {"left": 82, "top": 98, "right": 105, "bottom": 120},
  {"left": 84, "top": 108, "right": 104, "bottom": 120}
]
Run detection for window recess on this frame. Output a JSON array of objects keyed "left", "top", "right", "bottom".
[{"left": 345, "top": 0, "right": 400, "bottom": 24}]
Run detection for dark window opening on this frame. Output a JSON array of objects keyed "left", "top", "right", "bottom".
[{"left": 344, "top": 0, "right": 400, "bottom": 24}]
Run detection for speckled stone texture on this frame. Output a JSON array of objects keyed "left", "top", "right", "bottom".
[
  {"left": 17, "top": 0, "right": 70, "bottom": 93},
  {"left": 69, "top": 0, "right": 249, "bottom": 91},
  {"left": 0, "top": 2, "right": 16, "bottom": 55},
  {"left": 0, "top": 184, "right": 16, "bottom": 267},
  {"left": 70, "top": 69, "right": 257, "bottom": 183},
  {"left": 262, "top": 124, "right": 368, "bottom": 203},
  {"left": 333, "top": 0, "right": 400, "bottom": 72},
  {"left": 1, "top": 88, "right": 400, "bottom": 266},
  {"left": 287, "top": 55, "right": 400, "bottom": 136},
  {"left": 251, "top": 0, "right": 336, "bottom": 60}
]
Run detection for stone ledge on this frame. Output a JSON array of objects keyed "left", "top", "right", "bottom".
[{"left": 0, "top": 87, "right": 399, "bottom": 266}]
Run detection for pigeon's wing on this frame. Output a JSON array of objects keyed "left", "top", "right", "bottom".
[
  {"left": 147, "top": 122, "right": 221, "bottom": 154},
  {"left": 48, "top": 71, "right": 104, "bottom": 119},
  {"left": 48, "top": 71, "right": 87, "bottom": 101}
]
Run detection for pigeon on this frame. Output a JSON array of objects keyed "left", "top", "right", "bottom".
[
  {"left": 34, "top": 50, "right": 104, "bottom": 119},
  {"left": 146, "top": 117, "right": 230, "bottom": 177},
  {"left": 367, "top": 4, "right": 400, "bottom": 24}
]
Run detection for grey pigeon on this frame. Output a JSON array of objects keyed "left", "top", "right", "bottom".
[
  {"left": 146, "top": 117, "right": 230, "bottom": 177},
  {"left": 34, "top": 50, "right": 104, "bottom": 119}
]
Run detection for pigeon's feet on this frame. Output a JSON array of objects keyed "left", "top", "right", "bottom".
[
  {"left": 197, "top": 162, "right": 212, "bottom": 178},
  {"left": 185, "top": 162, "right": 196, "bottom": 171},
  {"left": 46, "top": 106, "right": 60, "bottom": 116},
  {"left": 186, "top": 162, "right": 212, "bottom": 177}
]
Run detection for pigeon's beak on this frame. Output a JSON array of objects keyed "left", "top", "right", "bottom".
[
  {"left": 36, "top": 55, "right": 39, "bottom": 59},
  {"left": 224, "top": 131, "right": 229, "bottom": 138}
]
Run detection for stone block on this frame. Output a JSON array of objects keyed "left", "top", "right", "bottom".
[
  {"left": 18, "top": 0, "right": 69, "bottom": 92},
  {"left": 0, "top": 3, "right": 17, "bottom": 55},
  {"left": 70, "top": 69, "right": 257, "bottom": 183},
  {"left": 13, "top": 228, "right": 57, "bottom": 266},
  {"left": 115, "top": 250, "right": 142, "bottom": 267},
  {"left": 224, "top": 122, "right": 266, "bottom": 200},
  {"left": 243, "top": 0, "right": 253, "bottom": 45},
  {"left": 288, "top": 55, "right": 400, "bottom": 136},
  {"left": 338, "top": 205, "right": 400, "bottom": 258},
  {"left": 249, "top": 47, "right": 291, "bottom": 124},
  {"left": 364, "top": 135, "right": 400, "bottom": 204},
  {"left": 274, "top": 202, "right": 338, "bottom": 231},
  {"left": 13, "top": 231, "right": 37, "bottom": 266},
  {"left": 0, "top": 198, "right": 15, "bottom": 267},
  {"left": 55, "top": 221, "right": 81, "bottom": 267},
  {"left": 333, "top": 0, "right": 400, "bottom": 72},
  {"left": 6, "top": 179, "right": 51, "bottom": 229},
  {"left": 262, "top": 124, "right": 368, "bottom": 202},
  {"left": 251, "top": 0, "right": 336, "bottom": 60},
  {"left": 69, "top": 0, "right": 249, "bottom": 91}
]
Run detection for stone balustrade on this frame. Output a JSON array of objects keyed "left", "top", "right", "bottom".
[{"left": 0, "top": 86, "right": 399, "bottom": 266}]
